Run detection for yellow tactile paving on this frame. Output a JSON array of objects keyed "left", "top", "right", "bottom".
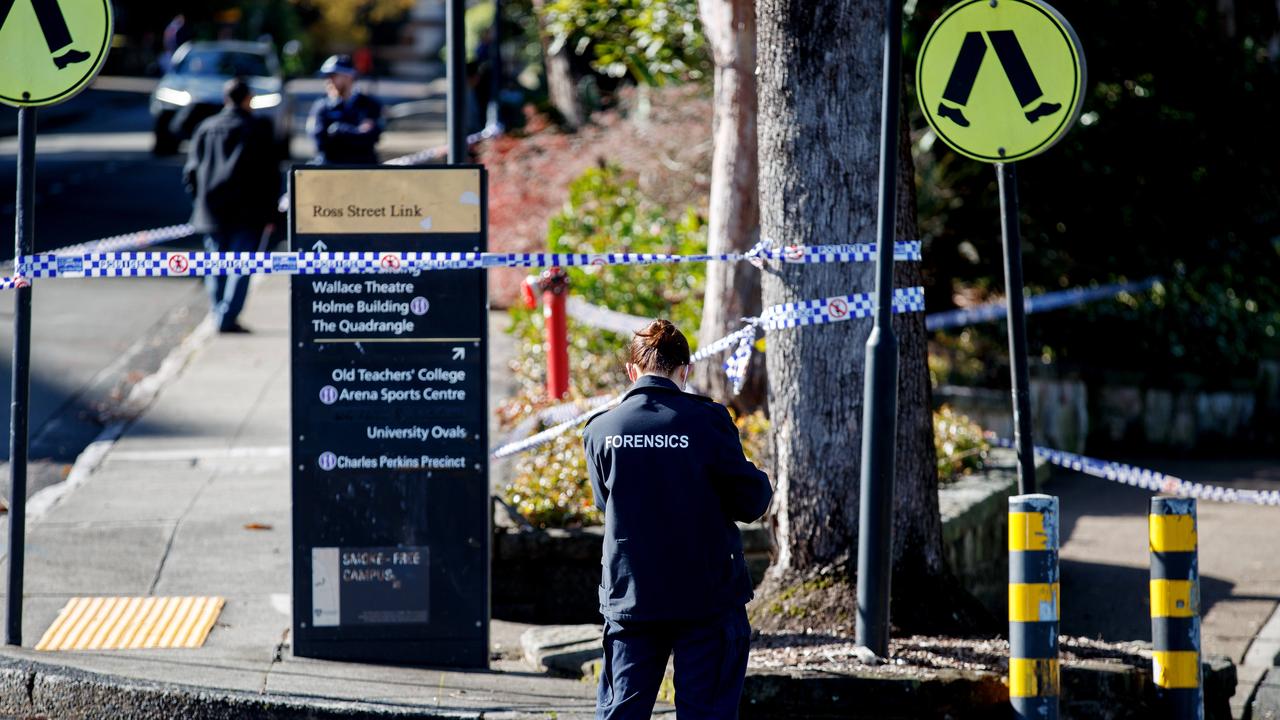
[{"left": 35, "top": 596, "right": 224, "bottom": 651}]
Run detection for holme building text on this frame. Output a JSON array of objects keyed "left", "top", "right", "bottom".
[{"left": 311, "top": 204, "right": 424, "bottom": 218}]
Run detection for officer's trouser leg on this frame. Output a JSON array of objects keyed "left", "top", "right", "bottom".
[
  {"left": 671, "top": 607, "right": 751, "bottom": 720},
  {"left": 597, "top": 618, "right": 672, "bottom": 720}
]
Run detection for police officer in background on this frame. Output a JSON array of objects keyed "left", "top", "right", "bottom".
[
  {"left": 583, "top": 319, "right": 773, "bottom": 719},
  {"left": 308, "top": 54, "right": 383, "bottom": 164}
]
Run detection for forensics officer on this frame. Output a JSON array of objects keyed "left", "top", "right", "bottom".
[{"left": 583, "top": 319, "right": 773, "bottom": 719}]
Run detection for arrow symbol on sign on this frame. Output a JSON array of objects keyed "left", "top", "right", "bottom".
[
  {"left": 312, "top": 240, "right": 328, "bottom": 252},
  {"left": 452, "top": 347, "right": 466, "bottom": 360}
]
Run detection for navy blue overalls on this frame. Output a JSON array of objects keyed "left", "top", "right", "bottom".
[{"left": 583, "top": 375, "right": 773, "bottom": 719}]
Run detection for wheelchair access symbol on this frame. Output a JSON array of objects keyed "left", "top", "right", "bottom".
[
  {"left": 916, "top": 0, "right": 1085, "bottom": 163},
  {"left": 0, "top": 0, "right": 113, "bottom": 107}
]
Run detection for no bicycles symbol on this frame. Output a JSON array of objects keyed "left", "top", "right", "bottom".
[
  {"left": 827, "top": 298, "right": 849, "bottom": 319},
  {"left": 167, "top": 254, "right": 190, "bottom": 275},
  {"left": 379, "top": 253, "right": 402, "bottom": 271}
]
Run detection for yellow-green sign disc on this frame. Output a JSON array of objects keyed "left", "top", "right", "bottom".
[
  {"left": 916, "top": 0, "right": 1085, "bottom": 162},
  {"left": 0, "top": 0, "right": 113, "bottom": 108}
]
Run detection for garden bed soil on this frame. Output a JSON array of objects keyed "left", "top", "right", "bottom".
[
  {"left": 475, "top": 86, "right": 713, "bottom": 307},
  {"left": 571, "top": 631, "right": 1235, "bottom": 719}
]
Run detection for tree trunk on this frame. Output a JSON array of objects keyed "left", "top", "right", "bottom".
[
  {"left": 695, "top": 0, "right": 765, "bottom": 411},
  {"left": 531, "top": 0, "right": 585, "bottom": 129},
  {"left": 754, "top": 0, "right": 952, "bottom": 633}
]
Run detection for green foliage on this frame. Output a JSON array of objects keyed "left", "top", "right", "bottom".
[
  {"left": 934, "top": 406, "right": 990, "bottom": 484},
  {"left": 538, "top": 0, "right": 708, "bottom": 86},
  {"left": 507, "top": 163, "right": 707, "bottom": 399},
  {"left": 296, "top": 0, "right": 414, "bottom": 48},
  {"left": 502, "top": 164, "right": 722, "bottom": 527},
  {"left": 910, "top": 1, "right": 1280, "bottom": 385}
]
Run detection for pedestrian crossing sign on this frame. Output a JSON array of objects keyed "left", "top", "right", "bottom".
[
  {"left": 0, "top": 0, "right": 113, "bottom": 107},
  {"left": 916, "top": 0, "right": 1085, "bottom": 163}
]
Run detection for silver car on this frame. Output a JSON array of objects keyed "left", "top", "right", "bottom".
[{"left": 149, "top": 40, "right": 292, "bottom": 156}]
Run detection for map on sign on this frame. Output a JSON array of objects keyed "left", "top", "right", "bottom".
[
  {"left": 916, "top": 0, "right": 1085, "bottom": 163},
  {"left": 0, "top": 0, "right": 112, "bottom": 107}
]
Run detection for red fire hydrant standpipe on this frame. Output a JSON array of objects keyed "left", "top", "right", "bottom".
[{"left": 521, "top": 267, "right": 571, "bottom": 400}]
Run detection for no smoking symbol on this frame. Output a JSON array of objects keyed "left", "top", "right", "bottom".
[
  {"left": 380, "top": 254, "right": 402, "bottom": 271},
  {"left": 784, "top": 245, "right": 805, "bottom": 261},
  {"left": 827, "top": 298, "right": 849, "bottom": 319},
  {"left": 167, "top": 254, "right": 190, "bottom": 274}
]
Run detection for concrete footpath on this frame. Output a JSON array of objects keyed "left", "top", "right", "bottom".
[{"left": 0, "top": 275, "right": 604, "bottom": 719}]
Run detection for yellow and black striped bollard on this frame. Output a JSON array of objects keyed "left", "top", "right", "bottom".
[
  {"left": 1009, "top": 494, "right": 1060, "bottom": 719},
  {"left": 1149, "top": 497, "right": 1203, "bottom": 718}
]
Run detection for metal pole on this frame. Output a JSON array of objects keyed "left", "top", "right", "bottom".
[
  {"left": 1009, "top": 494, "right": 1060, "bottom": 719},
  {"left": 446, "top": 0, "right": 467, "bottom": 164},
  {"left": 7, "top": 108, "right": 36, "bottom": 646},
  {"left": 997, "top": 162, "right": 1036, "bottom": 495},
  {"left": 542, "top": 268, "right": 570, "bottom": 400},
  {"left": 854, "top": 0, "right": 902, "bottom": 658},
  {"left": 1149, "top": 497, "right": 1204, "bottom": 719},
  {"left": 490, "top": 0, "right": 503, "bottom": 128}
]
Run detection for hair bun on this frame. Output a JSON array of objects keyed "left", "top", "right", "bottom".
[{"left": 629, "top": 319, "right": 691, "bottom": 374}]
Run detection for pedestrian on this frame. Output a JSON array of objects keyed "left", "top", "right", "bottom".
[
  {"left": 308, "top": 54, "right": 383, "bottom": 165},
  {"left": 582, "top": 319, "right": 773, "bottom": 719},
  {"left": 183, "top": 77, "right": 279, "bottom": 333}
]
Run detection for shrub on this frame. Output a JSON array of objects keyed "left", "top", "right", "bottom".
[
  {"left": 500, "top": 163, "right": 709, "bottom": 528},
  {"left": 934, "top": 405, "right": 990, "bottom": 484}
]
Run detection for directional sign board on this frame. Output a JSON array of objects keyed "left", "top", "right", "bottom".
[
  {"left": 0, "top": 0, "right": 113, "bottom": 107},
  {"left": 916, "top": 0, "right": 1085, "bottom": 162},
  {"left": 289, "top": 166, "right": 489, "bottom": 667}
]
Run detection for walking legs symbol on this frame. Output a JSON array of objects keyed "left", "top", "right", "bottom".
[
  {"left": 937, "top": 30, "right": 1061, "bottom": 128},
  {"left": 0, "top": 0, "right": 91, "bottom": 69}
]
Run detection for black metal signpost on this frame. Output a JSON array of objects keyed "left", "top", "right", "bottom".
[
  {"left": 2, "top": 0, "right": 114, "bottom": 646},
  {"left": 997, "top": 163, "right": 1037, "bottom": 495},
  {"left": 915, "top": 0, "right": 1087, "bottom": 498},
  {"left": 7, "top": 109, "right": 35, "bottom": 646},
  {"left": 288, "top": 166, "right": 490, "bottom": 666},
  {"left": 855, "top": 0, "right": 904, "bottom": 659}
]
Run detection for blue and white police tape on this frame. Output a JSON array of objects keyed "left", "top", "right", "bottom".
[
  {"left": 492, "top": 396, "right": 622, "bottom": 458},
  {"left": 384, "top": 123, "right": 503, "bottom": 166},
  {"left": 989, "top": 436, "right": 1280, "bottom": 506},
  {"left": 925, "top": 277, "right": 1160, "bottom": 331},
  {"left": 490, "top": 285, "right": 927, "bottom": 457},
  {"left": 0, "top": 242, "right": 923, "bottom": 286},
  {"left": 0, "top": 223, "right": 198, "bottom": 272},
  {"left": 756, "top": 286, "right": 925, "bottom": 330},
  {"left": 719, "top": 286, "right": 926, "bottom": 393}
]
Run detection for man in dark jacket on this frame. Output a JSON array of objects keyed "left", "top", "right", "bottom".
[
  {"left": 584, "top": 319, "right": 773, "bottom": 719},
  {"left": 183, "top": 77, "right": 278, "bottom": 333},
  {"left": 308, "top": 54, "right": 383, "bottom": 164}
]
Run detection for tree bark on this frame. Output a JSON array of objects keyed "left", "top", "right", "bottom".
[
  {"left": 756, "top": 0, "right": 944, "bottom": 621},
  {"left": 695, "top": 0, "right": 765, "bottom": 411},
  {"left": 531, "top": 0, "right": 585, "bottom": 129}
]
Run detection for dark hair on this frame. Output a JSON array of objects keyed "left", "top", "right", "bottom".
[
  {"left": 223, "top": 77, "right": 252, "bottom": 107},
  {"left": 629, "top": 319, "right": 691, "bottom": 374}
]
